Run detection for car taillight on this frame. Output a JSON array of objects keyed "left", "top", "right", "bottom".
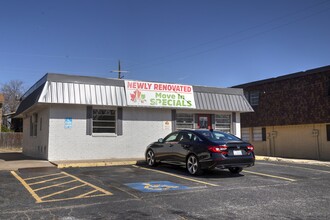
[
  {"left": 208, "top": 146, "right": 228, "bottom": 154},
  {"left": 247, "top": 145, "right": 254, "bottom": 152}
]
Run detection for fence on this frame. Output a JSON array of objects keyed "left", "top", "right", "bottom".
[{"left": 0, "top": 132, "right": 23, "bottom": 151}]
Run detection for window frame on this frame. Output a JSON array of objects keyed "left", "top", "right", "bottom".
[
  {"left": 241, "top": 127, "right": 250, "bottom": 142},
  {"left": 214, "top": 114, "right": 232, "bottom": 133},
  {"left": 249, "top": 91, "right": 260, "bottom": 106},
  {"left": 30, "top": 113, "right": 38, "bottom": 137},
  {"left": 176, "top": 113, "right": 194, "bottom": 130},
  {"left": 92, "top": 108, "right": 117, "bottom": 135}
]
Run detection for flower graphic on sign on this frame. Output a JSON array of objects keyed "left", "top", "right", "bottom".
[{"left": 130, "top": 89, "right": 146, "bottom": 103}]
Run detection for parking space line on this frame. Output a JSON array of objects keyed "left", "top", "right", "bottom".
[
  {"left": 62, "top": 172, "right": 113, "bottom": 195},
  {"left": 132, "top": 165, "right": 219, "bottom": 187},
  {"left": 34, "top": 180, "right": 78, "bottom": 192},
  {"left": 10, "top": 171, "right": 43, "bottom": 203},
  {"left": 24, "top": 172, "right": 63, "bottom": 181},
  {"left": 40, "top": 184, "right": 87, "bottom": 199},
  {"left": 243, "top": 170, "right": 296, "bottom": 182},
  {"left": 11, "top": 171, "right": 112, "bottom": 203},
  {"left": 28, "top": 175, "right": 69, "bottom": 185},
  {"left": 76, "top": 189, "right": 98, "bottom": 198}
]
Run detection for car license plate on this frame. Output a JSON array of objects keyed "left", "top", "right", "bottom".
[{"left": 233, "top": 150, "right": 242, "bottom": 156}]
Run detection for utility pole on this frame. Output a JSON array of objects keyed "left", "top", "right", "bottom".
[{"left": 111, "top": 60, "right": 128, "bottom": 79}]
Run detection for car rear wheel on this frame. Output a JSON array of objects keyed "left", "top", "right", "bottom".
[
  {"left": 186, "top": 155, "right": 202, "bottom": 175},
  {"left": 229, "top": 167, "right": 243, "bottom": 174},
  {"left": 146, "top": 150, "right": 157, "bottom": 167}
]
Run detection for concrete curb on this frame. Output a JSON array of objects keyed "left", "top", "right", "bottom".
[
  {"left": 255, "top": 156, "right": 330, "bottom": 167},
  {"left": 51, "top": 158, "right": 144, "bottom": 168},
  {"left": 50, "top": 156, "right": 330, "bottom": 169}
]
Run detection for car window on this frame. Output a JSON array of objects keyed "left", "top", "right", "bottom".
[
  {"left": 164, "top": 133, "right": 179, "bottom": 143},
  {"left": 191, "top": 134, "right": 203, "bottom": 143},
  {"left": 178, "top": 132, "right": 203, "bottom": 143},
  {"left": 196, "top": 130, "right": 241, "bottom": 142},
  {"left": 178, "top": 132, "right": 191, "bottom": 142}
]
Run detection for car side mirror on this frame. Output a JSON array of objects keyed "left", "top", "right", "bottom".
[{"left": 158, "top": 138, "right": 164, "bottom": 143}]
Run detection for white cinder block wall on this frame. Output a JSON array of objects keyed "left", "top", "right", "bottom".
[
  {"left": 235, "top": 113, "right": 241, "bottom": 138},
  {"left": 22, "top": 107, "right": 50, "bottom": 159},
  {"left": 48, "top": 105, "right": 172, "bottom": 161}
]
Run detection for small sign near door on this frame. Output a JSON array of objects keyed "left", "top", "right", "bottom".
[{"left": 163, "top": 121, "right": 171, "bottom": 130}]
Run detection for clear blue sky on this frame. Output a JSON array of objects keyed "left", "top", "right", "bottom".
[{"left": 1, "top": 0, "right": 330, "bottom": 90}]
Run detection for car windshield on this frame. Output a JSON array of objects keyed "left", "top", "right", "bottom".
[{"left": 196, "top": 130, "right": 241, "bottom": 142}]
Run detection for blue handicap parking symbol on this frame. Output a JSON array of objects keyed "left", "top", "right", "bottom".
[{"left": 125, "top": 181, "right": 190, "bottom": 192}]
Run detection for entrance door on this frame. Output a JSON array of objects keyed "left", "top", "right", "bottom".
[{"left": 197, "top": 114, "right": 211, "bottom": 129}]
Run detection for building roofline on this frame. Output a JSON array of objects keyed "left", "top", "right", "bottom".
[
  {"left": 232, "top": 65, "right": 330, "bottom": 88},
  {"left": 16, "top": 72, "right": 252, "bottom": 115}
]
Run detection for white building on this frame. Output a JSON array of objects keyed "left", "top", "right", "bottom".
[{"left": 15, "top": 73, "right": 253, "bottom": 161}]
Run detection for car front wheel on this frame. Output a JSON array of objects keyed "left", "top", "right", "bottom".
[
  {"left": 186, "top": 155, "right": 202, "bottom": 175},
  {"left": 146, "top": 150, "right": 157, "bottom": 167},
  {"left": 229, "top": 167, "right": 243, "bottom": 174}
]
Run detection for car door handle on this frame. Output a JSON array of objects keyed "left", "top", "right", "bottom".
[{"left": 182, "top": 144, "right": 191, "bottom": 149}]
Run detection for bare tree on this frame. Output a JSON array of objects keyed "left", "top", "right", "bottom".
[{"left": 1, "top": 80, "right": 25, "bottom": 114}]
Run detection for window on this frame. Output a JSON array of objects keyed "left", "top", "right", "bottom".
[
  {"left": 164, "top": 132, "right": 179, "bottom": 142},
  {"left": 327, "top": 76, "right": 330, "bottom": 96},
  {"left": 178, "top": 131, "right": 202, "bottom": 143},
  {"left": 176, "top": 113, "right": 194, "bottom": 129},
  {"left": 92, "top": 109, "right": 116, "bottom": 133},
  {"left": 245, "top": 91, "right": 259, "bottom": 106},
  {"left": 30, "top": 113, "right": 38, "bottom": 136},
  {"left": 40, "top": 117, "right": 42, "bottom": 131},
  {"left": 241, "top": 128, "right": 250, "bottom": 142},
  {"left": 215, "top": 114, "right": 231, "bottom": 133},
  {"left": 249, "top": 91, "right": 259, "bottom": 106},
  {"left": 253, "top": 127, "right": 262, "bottom": 141},
  {"left": 262, "top": 127, "right": 266, "bottom": 141},
  {"left": 327, "top": 125, "right": 330, "bottom": 141}
]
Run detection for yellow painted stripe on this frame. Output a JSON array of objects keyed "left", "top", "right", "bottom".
[
  {"left": 28, "top": 175, "right": 68, "bottom": 185},
  {"left": 61, "top": 172, "right": 113, "bottom": 195},
  {"left": 243, "top": 170, "right": 296, "bottom": 182},
  {"left": 24, "top": 172, "right": 63, "bottom": 181},
  {"left": 75, "top": 189, "right": 98, "bottom": 198},
  {"left": 38, "top": 194, "right": 111, "bottom": 203},
  {"left": 40, "top": 184, "right": 87, "bottom": 199},
  {"left": 10, "top": 171, "right": 43, "bottom": 203},
  {"left": 132, "top": 165, "right": 219, "bottom": 187},
  {"left": 34, "top": 180, "right": 78, "bottom": 192}
]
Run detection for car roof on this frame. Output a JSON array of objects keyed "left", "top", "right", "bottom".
[{"left": 178, "top": 129, "right": 224, "bottom": 133}]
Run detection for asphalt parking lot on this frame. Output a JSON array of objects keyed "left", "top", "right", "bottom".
[{"left": 1, "top": 160, "right": 330, "bottom": 219}]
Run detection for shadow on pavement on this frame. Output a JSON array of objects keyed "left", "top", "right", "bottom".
[
  {"left": 135, "top": 161, "right": 244, "bottom": 179},
  {"left": 0, "top": 152, "right": 38, "bottom": 161}
]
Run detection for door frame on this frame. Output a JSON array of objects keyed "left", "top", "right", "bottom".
[{"left": 197, "top": 114, "right": 212, "bottom": 129}]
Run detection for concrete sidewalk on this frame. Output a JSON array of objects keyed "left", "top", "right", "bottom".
[
  {"left": 51, "top": 158, "right": 143, "bottom": 168},
  {"left": 255, "top": 156, "right": 330, "bottom": 167},
  {"left": 0, "top": 152, "right": 55, "bottom": 171}
]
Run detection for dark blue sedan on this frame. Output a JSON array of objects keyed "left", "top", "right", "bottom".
[{"left": 145, "top": 129, "right": 255, "bottom": 175}]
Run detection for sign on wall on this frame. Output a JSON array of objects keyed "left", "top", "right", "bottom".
[
  {"left": 64, "top": 117, "right": 72, "bottom": 129},
  {"left": 163, "top": 121, "right": 172, "bottom": 130},
  {"left": 124, "top": 80, "right": 196, "bottom": 108}
]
